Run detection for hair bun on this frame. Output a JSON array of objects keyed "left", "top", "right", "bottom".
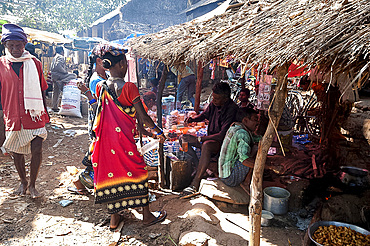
[{"left": 102, "top": 59, "right": 112, "bottom": 69}]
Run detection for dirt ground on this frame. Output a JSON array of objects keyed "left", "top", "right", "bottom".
[{"left": 0, "top": 98, "right": 304, "bottom": 246}]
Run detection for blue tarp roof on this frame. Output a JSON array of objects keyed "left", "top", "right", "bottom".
[
  {"left": 111, "top": 33, "right": 146, "bottom": 45},
  {"left": 63, "top": 33, "right": 145, "bottom": 51},
  {"left": 64, "top": 36, "right": 107, "bottom": 51}
]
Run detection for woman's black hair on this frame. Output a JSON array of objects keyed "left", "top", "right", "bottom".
[
  {"left": 84, "top": 54, "right": 98, "bottom": 86},
  {"left": 143, "top": 91, "right": 157, "bottom": 104},
  {"left": 101, "top": 52, "right": 126, "bottom": 69},
  {"left": 212, "top": 81, "right": 231, "bottom": 98}
]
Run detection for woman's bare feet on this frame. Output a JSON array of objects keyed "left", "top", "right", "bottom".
[
  {"left": 13, "top": 181, "right": 28, "bottom": 196},
  {"left": 28, "top": 185, "right": 41, "bottom": 199}
]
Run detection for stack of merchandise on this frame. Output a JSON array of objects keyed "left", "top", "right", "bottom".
[
  {"left": 140, "top": 108, "right": 210, "bottom": 166},
  {"left": 162, "top": 96, "right": 175, "bottom": 115},
  {"left": 165, "top": 114, "right": 178, "bottom": 129}
]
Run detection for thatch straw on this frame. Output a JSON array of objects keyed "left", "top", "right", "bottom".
[{"left": 129, "top": 0, "right": 370, "bottom": 79}]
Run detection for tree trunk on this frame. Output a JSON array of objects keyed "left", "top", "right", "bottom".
[
  {"left": 249, "top": 63, "right": 289, "bottom": 245},
  {"left": 194, "top": 61, "right": 204, "bottom": 113},
  {"left": 157, "top": 67, "right": 168, "bottom": 189}
]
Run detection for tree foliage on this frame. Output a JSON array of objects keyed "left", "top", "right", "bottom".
[{"left": 1, "top": 0, "right": 128, "bottom": 33}]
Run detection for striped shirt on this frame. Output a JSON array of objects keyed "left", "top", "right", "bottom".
[{"left": 218, "top": 123, "right": 260, "bottom": 179}]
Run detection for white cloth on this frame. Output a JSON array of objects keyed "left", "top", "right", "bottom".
[
  {"left": 5, "top": 49, "right": 45, "bottom": 121},
  {"left": 3, "top": 126, "right": 47, "bottom": 154}
]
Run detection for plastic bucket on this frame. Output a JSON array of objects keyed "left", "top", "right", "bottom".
[{"left": 263, "top": 187, "right": 290, "bottom": 215}]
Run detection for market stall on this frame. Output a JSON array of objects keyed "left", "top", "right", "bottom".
[
  {"left": 129, "top": 0, "right": 370, "bottom": 245},
  {"left": 21, "top": 27, "right": 72, "bottom": 81}
]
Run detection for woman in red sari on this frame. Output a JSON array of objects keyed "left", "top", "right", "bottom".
[{"left": 91, "top": 43, "right": 166, "bottom": 230}]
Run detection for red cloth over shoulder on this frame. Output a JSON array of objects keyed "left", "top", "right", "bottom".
[{"left": 96, "top": 81, "right": 140, "bottom": 106}]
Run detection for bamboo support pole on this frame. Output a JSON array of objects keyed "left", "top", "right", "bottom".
[
  {"left": 157, "top": 67, "right": 168, "bottom": 189},
  {"left": 248, "top": 63, "right": 289, "bottom": 246},
  {"left": 194, "top": 61, "right": 204, "bottom": 113}
]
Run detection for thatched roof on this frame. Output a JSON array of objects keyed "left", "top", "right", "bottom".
[{"left": 129, "top": 0, "right": 370, "bottom": 78}]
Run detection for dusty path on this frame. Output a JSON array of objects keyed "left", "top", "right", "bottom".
[{"left": 0, "top": 111, "right": 304, "bottom": 246}]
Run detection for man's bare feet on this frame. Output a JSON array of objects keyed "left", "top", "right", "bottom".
[
  {"left": 12, "top": 181, "right": 28, "bottom": 196},
  {"left": 28, "top": 185, "right": 41, "bottom": 199}
]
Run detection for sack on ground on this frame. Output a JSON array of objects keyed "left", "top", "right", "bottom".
[{"left": 59, "top": 78, "right": 82, "bottom": 118}]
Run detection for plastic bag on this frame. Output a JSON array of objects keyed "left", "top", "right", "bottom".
[
  {"left": 138, "top": 138, "right": 159, "bottom": 155},
  {"left": 58, "top": 78, "right": 82, "bottom": 118}
]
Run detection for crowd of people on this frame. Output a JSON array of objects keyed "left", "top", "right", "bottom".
[{"left": 0, "top": 23, "right": 264, "bottom": 230}]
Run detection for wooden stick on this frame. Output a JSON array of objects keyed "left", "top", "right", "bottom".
[
  {"left": 157, "top": 66, "right": 168, "bottom": 189},
  {"left": 249, "top": 63, "right": 289, "bottom": 246},
  {"left": 194, "top": 61, "right": 204, "bottom": 113}
]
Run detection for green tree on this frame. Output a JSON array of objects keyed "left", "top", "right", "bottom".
[{"left": 1, "top": 0, "right": 127, "bottom": 33}]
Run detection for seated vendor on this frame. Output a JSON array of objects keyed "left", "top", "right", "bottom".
[
  {"left": 218, "top": 107, "right": 260, "bottom": 190},
  {"left": 238, "top": 88, "right": 255, "bottom": 109},
  {"left": 181, "top": 82, "right": 238, "bottom": 197}
]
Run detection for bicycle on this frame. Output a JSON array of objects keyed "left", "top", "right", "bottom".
[{"left": 285, "top": 89, "right": 322, "bottom": 139}]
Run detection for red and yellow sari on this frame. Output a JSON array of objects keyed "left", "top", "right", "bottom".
[{"left": 91, "top": 81, "right": 148, "bottom": 214}]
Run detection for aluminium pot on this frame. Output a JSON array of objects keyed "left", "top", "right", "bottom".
[
  {"left": 263, "top": 187, "right": 290, "bottom": 215},
  {"left": 261, "top": 210, "right": 274, "bottom": 226}
]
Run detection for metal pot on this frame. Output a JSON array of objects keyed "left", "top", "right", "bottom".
[
  {"left": 261, "top": 210, "right": 274, "bottom": 227},
  {"left": 263, "top": 187, "right": 290, "bottom": 215},
  {"left": 338, "top": 166, "right": 369, "bottom": 188},
  {"left": 308, "top": 221, "right": 370, "bottom": 246}
]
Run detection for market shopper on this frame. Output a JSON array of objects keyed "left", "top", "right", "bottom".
[
  {"left": 218, "top": 107, "right": 260, "bottom": 190},
  {"left": 171, "top": 64, "right": 196, "bottom": 107},
  {"left": 91, "top": 43, "right": 166, "bottom": 230},
  {"left": 49, "top": 46, "right": 76, "bottom": 112},
  {"left": 181, "top": 81, "right": 238, "bottom": 197},
  {"left": 0, "top": 23, "right": 49, "bottom": 198},
  {"left": 71, "top": 52, "right": 108, "bottom": 195}
]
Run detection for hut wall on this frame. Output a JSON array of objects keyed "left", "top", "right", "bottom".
[{"left": 107, "top": 0, "right": 187, "bottom": 40}]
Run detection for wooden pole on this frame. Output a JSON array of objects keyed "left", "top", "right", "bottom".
[
  {"left": 157, "top": 66, "right": 168, "bottom": 189},
  {"left": 249, "top": 63, "right": 289, "bottom": 246},
  {"left": 135, "top": 55, "right": 141, "bottom": 88},
  {"left": 136, "top": 56, "right": 142, "bottom": 147},
  {"left": 194, "top": 61, "right": 204, "bottom": 113}
]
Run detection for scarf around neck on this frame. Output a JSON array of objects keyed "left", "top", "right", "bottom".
[{"left": 5, "top": 49, "right": 45, "bottom": 121}]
